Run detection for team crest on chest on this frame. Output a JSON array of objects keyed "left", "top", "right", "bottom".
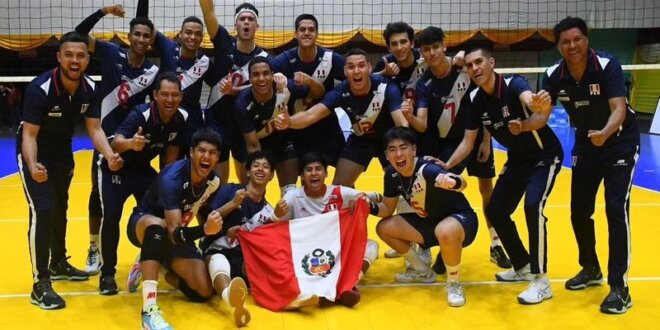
[
  {"left": 80, "top": 103, "right": 89, "bottom": 114},
  {"left": 456, "top": 81, "right": 467, "bottom": 92},
  {"left": 371, "top": 101, "right": 382, "bottom": 112},
  {"left": 301, "top": 248, "right": 336, "bottom": 277},
  {"left": 501, "top": 105, "right": 510, "bottom": 118},
  {"left": 589, "top": 84, "right": 600, "bottom": 96}
]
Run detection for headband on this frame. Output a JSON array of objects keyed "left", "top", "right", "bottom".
[{"left": 235, "top": 8, "right": 258, "bottom": 22}]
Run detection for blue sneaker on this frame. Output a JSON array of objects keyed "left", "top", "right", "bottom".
[
  {"left": 127, "top": 261, "right": 142, "bottom": 293},
  {"left": 141, "top": 305, "right": 172, "bottom": 330}
]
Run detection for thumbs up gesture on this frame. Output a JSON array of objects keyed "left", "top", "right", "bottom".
[{"left": 131, "top": 126, "right": 150, "bottom": 151}]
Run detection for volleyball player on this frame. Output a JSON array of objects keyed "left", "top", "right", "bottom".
[
  {"left": 199, "top": 0, "right": 268, "bottom": 184},
  {"left": 75, "top": 4, "right": 159, "bottom": 275},
  {"left": 271, "top": 14, "right": 346, "bottom": 166}
]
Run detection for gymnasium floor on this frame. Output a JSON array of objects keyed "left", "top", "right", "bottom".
[{"left": 1, "top": 126, "right": 659, "bottom": 329}]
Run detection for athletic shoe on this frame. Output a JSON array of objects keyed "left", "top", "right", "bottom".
[
  {"left": 337, "top": 287, "right": 360, "bottom": 307},
  {"left": 432, "top": 251, "right": 446, "bottom": 275},
  {"left": 600, "top": 286, "right": 633, "bottom": 314},
  {"left": 85, "top": 246, "right": 100, "bottom": 275},
  {"left": 495, "top": 266, "right": 534, "bottom": 282},
  {"left": 99, "top": 274, "right": 119, "bottom": 296},
  {"left": 517, "top": 278, "right": 552, "bottom": 304},
  {"left": 227, "top": 277, "right": 251, "bottom": 327},
  {"left": 141, "top": 305, "right": 172, "bottom": 330},
  {"left": 446, "top": 281, "right": 466, "bottom": 307},
  {"left": 565, "top": 266, "right": 603, "bottom": 290},
  {"left": 30, "top": 278, "right": 65, "bottom": 310},
  {"left": 489, "top": 246, "right": 512, "bottom": 269},
  {"left": 394, "top": 267, "right": 436, "bottom": 283},
  {"left": 384, "top": 249, "right": 402, "bottom": 258},
  {"left": 127, "top": 261, "right": 142, "bottom": 293},
  {"left": 49, "top": 257, "right": 89, "bottom": 281},
  {"left": 418, "top": 247, "right": 432, "bottom": 266},
  {"left": 297, "top": 294, "right": 319, "bottom": 308}
]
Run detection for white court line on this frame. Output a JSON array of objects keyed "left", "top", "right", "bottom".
[{"left": 1, "top": 277, "right": 660, "bottom": 299}]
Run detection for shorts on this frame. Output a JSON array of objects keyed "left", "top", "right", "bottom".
[
  {"left": 400, "top": 210, "right": 478, "bottom": 248},
  {"left": 339, "top": 135, "right": 388, "bottom": 169}
]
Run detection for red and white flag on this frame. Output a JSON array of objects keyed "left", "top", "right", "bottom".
[{"left": 238, "top": 200, "right": 368, "bottom": 311}]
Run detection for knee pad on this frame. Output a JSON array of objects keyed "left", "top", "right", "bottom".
[
  {"left": 363, "top": 239, "right": 379, "bottom": 266},
  {"left": 178, "top": 280, "right": 210, "bottom": 302},
  {"left": 280, "top": 184, "right": 297, "bottom": 197},
  {"left": 208, "top": 253, "right": 231, "bottom": 282},
  {"left": 140, "top": 225, "right": 167, "bottom": 262}
]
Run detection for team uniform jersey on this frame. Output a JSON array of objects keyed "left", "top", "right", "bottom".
[
  {"left": 200, "top": 183, "right": 274, "bottom": 252},
  {"left": 279, "top": 185, "right": 362, "bottom": 220},
  {"left": 235, "top": 81, "right": 309, "bottom": 162},
  {"left": 374, "top": 48, "right": 427, "bottom": 103},
  {"left": 271, "top": 46, "right": 346, "bottom": 164},
  {"left": 94, "top": 40, "right": 159, "bottom": 136},
  {"left": 466, "top": 74, "right": 562, "bottom": 163},
  {"left": 17, "top": 68, "right": 99, "bottom": 168},
  {"left": 153, "top": 32, "right": 209, "bottom": 133},
  {"left": 542, "top": 49, "right": 640, "bottom": 158},
  {"left": 107, "top": 102, "right": 189, "bottom": 173},
  {"left": 322, "top": 74, "right": 402, "bottom": 141},
  {"left": 383, "top": 158, "right": 478, "bottom": 247},
  {"left": 133, "top": 158, "right": 220, "bottom": 223},
  {"left": 415, "top": 65, "right": 471, "bottom": 156},
  {"left": 205, "top": 25, "right": 269, "bottom": 162}
]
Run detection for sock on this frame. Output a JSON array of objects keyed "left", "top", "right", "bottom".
[
  {"left": 90, "top": 234, "right": 99, "bottom": 247},
  {"left": 446, "top": 264, "right": 460, "bottom": 282},
  {"left": 535, "top": 273, "right": 549, "bottom": 284},
  {"left": 488, "top": 227, "right": 501, "bottom": 247},
  {"left": 142, "top": 280, "right": 158, "bottom": 311},
  {"left": 221, "top": 287, "right": 230, "bottom": 304},
  {"left": 402, "top": 248, "right": 429, "bottom": 272}
]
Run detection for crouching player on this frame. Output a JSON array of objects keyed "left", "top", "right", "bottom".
[{"left": 373, "top": 127, "right": 478, "bottom": 307}]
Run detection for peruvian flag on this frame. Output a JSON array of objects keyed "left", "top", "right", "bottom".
[{"left": 237, "top": 199, "right": 368, "bottom": 311}]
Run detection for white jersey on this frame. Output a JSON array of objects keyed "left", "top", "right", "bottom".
[{"left": 281, "top": 185, "right": 361, "bottom": 220}]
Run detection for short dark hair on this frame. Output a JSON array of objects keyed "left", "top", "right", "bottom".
[
  {"left": 553, "top": 16, "right": 588, "bottom": 43},
  {"left": 235, "top": 3, "right": 259, "bottom": 17},
  {"left": 245, "top": 150, "right": 275, "bottom": 170},
  {"left": 383, "top": 127, "right": 417, "bottom": 149},
  {"left": 299, "top": 152, "right": 328, "bottom": 173},
  {"left": 465, "top": 46, "right": 493, "bottom": 59},
  {"left": 153, "top": 72, "right": 182, "bottom": 91},
  {"left": 248, "top": 56, "right": 271, "bottom": 75},
  {"left": 191, "top": 127, "right": 222, "bottom": 150},
  {"left": 295, "top": 14, "right": 318, "bottom": 30},
  {"left": 383, "top": 21, "right": 414, "bottom": 45},
  {"left": 130, "top": 16, "right": 155, "bottom": 34},
  {"left": 415, "top": 26, "right": 444, "bottom": 46},
  {"left": 59, "top": 31, "right": 88, "bottom": 49},
  {"left": 345, "top": 48, "right": 368, "bottom": 60},
  {"left": 181, "top": 16, "right": 204, "bottom": 29}
]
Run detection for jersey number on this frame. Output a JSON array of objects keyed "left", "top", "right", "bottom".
[
  {"left": 117, "top": 81, "right": 131, "bottom": 108},
  {"left": 444, "top": 101, "right": 456, "bottom": 123}
]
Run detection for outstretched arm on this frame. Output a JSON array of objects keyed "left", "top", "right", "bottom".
[
  {"left": 199, "top": 0, "right": 220, "bottom": 40},
  {"left": 75, "top": 4, "right": 125, "bottom": 53}
]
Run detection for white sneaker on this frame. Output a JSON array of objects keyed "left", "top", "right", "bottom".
[
  {"left": 85, "top": 246, "right": 100, "bottom": 275},
  {"left": 517, "top": 278, "right": 553, "bottom": 304},
  {"left": 446, "top": 281, "right": 466, "bottom": 307},
  {"left": 495, "top": 265, "right": 534, "bottom": 282},
  {"left": 227, "top": 277, "right": 251, "bottom": 327},
  {"left": 384, "top": 249, "right": 402, "bottom": 258},
  {"left": 418, "top": 247, "right": 432, "bottom": 266},
  {"left": 394, "top": 267, "right": 436, "bottom": 283}
]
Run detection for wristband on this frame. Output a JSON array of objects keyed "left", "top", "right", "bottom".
[{"left": 173, "top": 225, "right": 205, "bottom": 245}]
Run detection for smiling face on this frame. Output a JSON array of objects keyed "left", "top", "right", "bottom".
[
  {"left": 387, "top": 32, "right": 414, "bottom": 63},
  {"left": 153, "top": 80, "right": 182, "bottom": 121},
  {"left": 419, "top": 41, "right": 446, "bottom": 67},
  {"left": 385, "top": 138, "right": 417, "bottom": 177},
  {"left": 235, "top": 12, "right": 258, "bottom": 41},
  {"left": 190, "top": 141, "right": 220, "bottom": 183},
  {"left": 179, "top": 21, "right": 204, "bottom": 53},
  {"left": 128, "top": 24, "right": 153, "bottom": 56},
  {"left": 465, "top": 49, "right": 495, "bottom": 88},
  {"left": 57, "top": 41, "right": 90, "bottom": 82},
  {"left": 557, "top": 27, "right": 589, "bottom": 68},
  {"left": 249, "top": 62, "right": 274, "bottom": 98},
  {"left": 344, "top": 54, "right": 372, "bottom": 95},
  {"left": 247, "top": 156, "right": 274, "bottom": 186},
  {"left": 301, "top": 161, "right": 328, "bottom": 197},
  {"left": 295, "top": 19, "right": 317, "bottom": 49}
]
